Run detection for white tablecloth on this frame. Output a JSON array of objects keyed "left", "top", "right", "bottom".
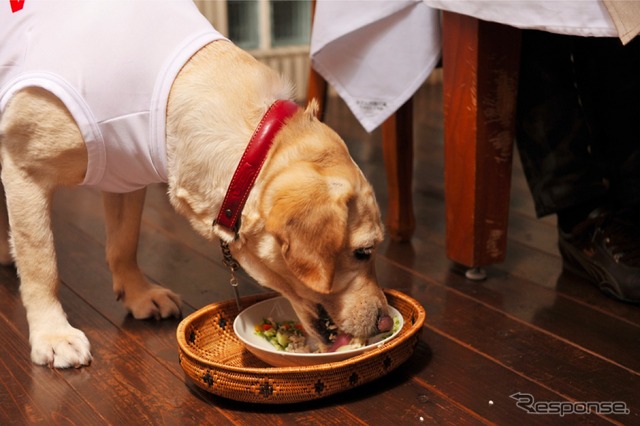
[{"left": 310, "top": 1, "right": 618, "bottom": 132}]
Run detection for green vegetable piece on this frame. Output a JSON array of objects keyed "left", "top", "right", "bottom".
[{"left": 276, "top": 330, "right": 289, "bottom": 348}]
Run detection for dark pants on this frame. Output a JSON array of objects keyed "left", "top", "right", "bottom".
[{"left": 516, "top": 30, "right": 640, "bottom": 218}]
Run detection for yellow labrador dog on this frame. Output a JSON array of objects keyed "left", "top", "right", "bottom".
[{"left": 0, "top": 1, "right": 391, "bottom": 368}]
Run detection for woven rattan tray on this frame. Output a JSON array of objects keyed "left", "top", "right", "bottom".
[{"left": 176, "top": 289, "right": 425, "bottom": 404}]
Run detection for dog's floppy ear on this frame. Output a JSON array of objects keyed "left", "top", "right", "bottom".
[{"left": 265, "top": 172, "right": 352, "bottom": 294}]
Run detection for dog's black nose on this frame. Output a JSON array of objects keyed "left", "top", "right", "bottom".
[{"left": 377, "top": 314, "right": 393, "bottom": 333}]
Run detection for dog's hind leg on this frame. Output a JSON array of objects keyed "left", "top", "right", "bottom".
[{"left": 103, "top": 189, "right": 182, "bottom": 319}]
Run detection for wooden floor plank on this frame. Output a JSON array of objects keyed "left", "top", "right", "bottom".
[
  {"left": 411, "top": 332, "right": 615, "bottom": 426},
  {"left": 375, "top": 262, "right": 640, "bottom": 419}
]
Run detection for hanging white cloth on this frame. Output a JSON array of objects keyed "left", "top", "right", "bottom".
[
  {"left": 310, "top": 0, "right": 620, "bottom": 132},
  {"left": 311, "top": 0, "right": 440, "bottom": 132}
]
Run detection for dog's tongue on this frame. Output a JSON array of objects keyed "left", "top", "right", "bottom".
[
  {"left": 328, "top": 333, "right": 352, "bottom": 352},
  {"left": 377, "top": 314, "right": 394, "bottom": 333}
]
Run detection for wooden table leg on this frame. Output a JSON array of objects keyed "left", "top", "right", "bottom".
[
  {"left": 442, "top": 12, "right": 521, "bottom": 268},
  {"left": 382, "top": 98, "right": 415, "bottom": 242}
]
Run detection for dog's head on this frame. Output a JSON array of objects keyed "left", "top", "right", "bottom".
[
  {"left": 223, "top": 104, "right": 391, "bottom": 347},
  {"left": 169, "top": 98, "right": 390, "bottom": 347}
]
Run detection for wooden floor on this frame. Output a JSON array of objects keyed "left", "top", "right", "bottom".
[{"left": 1, "top": 73, "right": 638, "bottom": 425}]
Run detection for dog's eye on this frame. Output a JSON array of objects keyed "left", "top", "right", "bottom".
[{"left": 354, "top": 246, "right": 374, "bottom": 261}]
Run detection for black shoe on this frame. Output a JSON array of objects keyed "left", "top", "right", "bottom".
[{"left": 558, "top": 206, "right": 640, "bottom": 303}]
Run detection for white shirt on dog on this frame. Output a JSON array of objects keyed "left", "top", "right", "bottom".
[{"left": 0, "top": 0, "right": 226, "bottom": 192}]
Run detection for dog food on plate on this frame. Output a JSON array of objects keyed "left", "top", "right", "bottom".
[
  {"left": 255, "top": 319, "right": 309, "bottom": 352},
  {"left": 255, "top": 316, "right": 401, "bottom": 353}
]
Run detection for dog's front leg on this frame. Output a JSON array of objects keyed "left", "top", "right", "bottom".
[
  {"left": 103, "top": 189, "right": 182, "bottom": 319},
  {"left": 1, "top": 163, "right": 92, "bottom": 368}
]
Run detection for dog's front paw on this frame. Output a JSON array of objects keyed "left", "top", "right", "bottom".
[
  {"left": 30, "top": 326, "right": 92, "bottom": 368},
  {"left": 124, "top": 283, "right": 182, "bottom": 320}
]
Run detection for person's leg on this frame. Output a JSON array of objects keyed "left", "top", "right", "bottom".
[
  {"left": 515, "top": 31, "right": 609, "bottom": 229},
  {"left": 572, "top": 36, "right": 640, "bottom": 208},
  {"left": 516, "top": 31, "right": 640, "bottom": 303}
]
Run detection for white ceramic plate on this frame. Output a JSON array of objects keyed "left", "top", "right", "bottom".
[{"left": 233, "top": 296, "right": 403, "bottom": 367}]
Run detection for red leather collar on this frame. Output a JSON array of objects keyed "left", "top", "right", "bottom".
[{"left": 214, "top": 99, "right": 299, "bottom": 233}]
